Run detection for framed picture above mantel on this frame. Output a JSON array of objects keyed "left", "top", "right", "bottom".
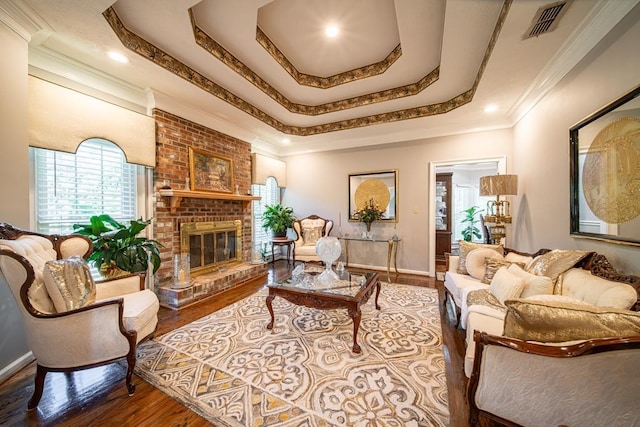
[
  {"left": 569, "top": 84, "right": 640, "bottom": 247},
  {"left": 189, "top": 147, "right": 234, "bottom": 193}
]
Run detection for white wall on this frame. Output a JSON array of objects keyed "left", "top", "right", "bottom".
[
  {"left": 283, "top": 129, "right": 512, "bottom": 275},
  {"left": 0, "top": 21, "right": 32, "bottom": 380},
  {"left": 512, "top": 5, "right": 640, "bottom": 275}
]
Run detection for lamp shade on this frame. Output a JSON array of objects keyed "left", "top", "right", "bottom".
[{"left": 479, "top": 174, "right": 518, "bottom": 196}]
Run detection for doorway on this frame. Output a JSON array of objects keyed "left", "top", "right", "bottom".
[{"left": 429, "top": 157, "right": 505, "bottom": 277}]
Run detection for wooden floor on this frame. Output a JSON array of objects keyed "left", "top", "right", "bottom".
[{"left": 0, "top": 262, "right": 471, "bottom": 427}]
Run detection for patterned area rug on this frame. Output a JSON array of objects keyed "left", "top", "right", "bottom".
[{"left": 136, "top": 283, "right": 449, "bottom": 426}]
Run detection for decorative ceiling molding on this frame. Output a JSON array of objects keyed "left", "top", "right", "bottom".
[
  {"left": 191, "top": 10, "right": 438, "bottom": 115},
  {"left": 102, "top": 0, "right": 511, "bottom": 136},
  {"left": 255, "top": 26, "right": 403, "bottom": 89}
]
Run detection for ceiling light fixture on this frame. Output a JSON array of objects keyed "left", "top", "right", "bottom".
[
  {"left": 484, "top": 104, "right": 498, "bottom": 113},
  {"left": 282, "top": 138, "right": 290, "bottom": 145},
  {"left": 325, "top": 25, "right": 339, "bottom": 38},
  {"left": 107, "top": 51, "right": 129, "bottom": 63}
]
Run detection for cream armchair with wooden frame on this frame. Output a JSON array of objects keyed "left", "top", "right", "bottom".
[
  {"left": 468, "top": 331, "right": 640, "bottom": 426},
  {"left": 0, "top": 223, "right": 159, "bottom": 411},
  {"left": 292, "top": 215, "right": 334, "bottom": 263}
]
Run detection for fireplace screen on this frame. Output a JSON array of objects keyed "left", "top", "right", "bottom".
[{"left": 180, "top": 220, "right": 242, "bottom": 276}]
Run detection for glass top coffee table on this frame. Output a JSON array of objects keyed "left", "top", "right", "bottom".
[{"left": 266, "top": 267, "right": 381, "bottom": 353}]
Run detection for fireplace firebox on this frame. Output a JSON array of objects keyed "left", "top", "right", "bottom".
[{"left": 180, "top": 220, "right": 242, "bottom": 276}]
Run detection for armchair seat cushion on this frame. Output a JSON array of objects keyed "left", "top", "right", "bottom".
[{"left": 98, "top": 289, "right": 159, "bottom": 341}]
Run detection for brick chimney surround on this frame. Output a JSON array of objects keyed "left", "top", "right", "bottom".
[{"left": 152, "top": 109, "right": 267, "bottom": 309}]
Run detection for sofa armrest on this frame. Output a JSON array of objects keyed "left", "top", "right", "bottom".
[{"left": 446, "top": 254, "right": 459, "bottom": 272}]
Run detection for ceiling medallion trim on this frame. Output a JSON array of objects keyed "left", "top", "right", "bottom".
[
  {"left": 191, "top": 12, "right": 437, "bottom": 116},
  {"left": 102, "top": 0, "right": 510, "bottom": 137},
  {"left": 255, "top": 26, "right": 403, "bottom": 89}
]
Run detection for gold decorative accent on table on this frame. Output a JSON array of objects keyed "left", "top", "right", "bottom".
[{"left": 582, "top": 117, "right": 640, "bottom": 224}]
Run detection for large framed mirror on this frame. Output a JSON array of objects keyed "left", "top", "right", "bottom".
[
  {"left": 569, "top": 84, "right": 640, "bottom": 246},
  {"left": 348, "top": 170, "right": 398, "bottom": 222}
]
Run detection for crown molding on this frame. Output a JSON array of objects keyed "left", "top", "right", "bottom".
[{"left": 0, "top": 0, "right": 50, "bottom": 42}]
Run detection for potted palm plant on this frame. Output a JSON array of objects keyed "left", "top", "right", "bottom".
[
  {"left": 460, "top": 206, "right": 484, "bottom": 242},
  {"left": 261, "top": 204, "right": 296, "bottom": 238},
  {"left": 73, "top": 214, "right": 163, "bottom": 278}
]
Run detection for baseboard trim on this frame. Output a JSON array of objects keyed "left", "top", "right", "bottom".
[
  {"left": 0, "top": 351, "right": 34, "bottom": 384},
  {"left": 345, "top": 263, "right": 432, "bottom": 278}
]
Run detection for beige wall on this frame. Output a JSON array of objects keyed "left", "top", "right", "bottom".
[
  {"left": 512, "top": 6, "right": 640, "bottom": 275},
  {"left": 283, "top": 129, "right": 512, "bottom": 275},
  {"left": 0, "top": 22, "right": 31, "bottom": 379}
]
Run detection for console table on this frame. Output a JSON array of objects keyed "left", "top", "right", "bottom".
[
  {"left": 271, "top": 238, "right": 295, "bottom": 266},
  {"left": 339, "top": 236, "right": 400, "bottom": 282}
]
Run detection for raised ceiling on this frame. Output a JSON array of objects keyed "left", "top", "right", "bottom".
[{"left": 10, "top": 0, "right": 639, "bottom": 155}]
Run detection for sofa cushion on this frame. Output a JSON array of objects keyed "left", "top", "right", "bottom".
[
  {"left": 457, "top": 241, "right": 503, "bottom": 275},
  {"left": 43, "top": 256, "right": 96, "bottom": 312},
  {"left": 526, "top": 249, "right": 591, "bottom": 282},
  {"left": 490, "top": 268, "right": 526, "bottom": 305},
  {"left": 482, "top": 258, "right": 525, "bottom": 284},
  {"left": 507, "top": 264, "right": 554, "bottom": 298},
  {"left": 466, "top": 248, "right": 505, "bottom": 281},
  {"left": 504, "top": 298, "right": 640, "bottom": 342},
  {"left": 504, "top": 252, "right": 534, "bottom": 269},
  {"left": 560, "top": 268, "right": 637, "bottom": 310}
]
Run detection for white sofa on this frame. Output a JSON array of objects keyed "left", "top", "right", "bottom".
[{"left": 444, "top": 246, "right": 640, "bottom": 377}]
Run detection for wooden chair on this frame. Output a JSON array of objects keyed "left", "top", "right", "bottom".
[{"left": 0, "top": 223, "right": 159, "bottom": 410}]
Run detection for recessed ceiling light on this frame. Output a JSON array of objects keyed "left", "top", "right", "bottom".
[
  {"left": 325, "top": 25, "right": 339, "bottom": 38},
  {"left": 484, "top": 104, "right": 498, "bottom": 113},
  {"left": 107, "top": 51, "right": 129, "bottom": 64},
  {"left": 283, "top": 138, "right": 290, "bottom": 145}
]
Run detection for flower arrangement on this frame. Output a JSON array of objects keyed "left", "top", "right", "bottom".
[{"left": 352, "top": 198, "right": 385, "bottom": 231}]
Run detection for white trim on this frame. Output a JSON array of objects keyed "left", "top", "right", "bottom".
[
  {"left": 345, "top": 262, "right": 432, "bottom": 279},
  {"left": 0, "top": 351, "right": 34, "bottom": 384}
]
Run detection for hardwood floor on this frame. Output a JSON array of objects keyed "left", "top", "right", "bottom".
[{"left": 0, "top": 262, "right": 470, "bottom": 426}]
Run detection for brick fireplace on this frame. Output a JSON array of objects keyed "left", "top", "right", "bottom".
[{"left": 152, "top": 109, "right": 266, "bottom": 309}]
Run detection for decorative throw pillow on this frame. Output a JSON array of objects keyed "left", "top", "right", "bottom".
[
  {"left": 43, "top": 256, "right": 96, "bottom": 312},
  {"left": 504, "top": 298, "right": 640, "bottom": 342},
  {"left": 481, "top": 258, "right": 525, "bottom": 284},
  {"left": 302, "top": 227, "right": 323, "bottom": 246},
  {"left": 490, "top": 267, "right": 526, "bottom": 305},
  {"left": 526, "top": 249, "right": 592, "bottom": 281},
  {"left": 504, "top": 252, "right": 534, "bottom": 269},
  {"left": 507, "top": 264, "right": 554, "bottom": 298},
  {"left": 465, "top": 248, "right": 505, "bottom": 281},
  {"left": 456, "top": 241, "right": 503, "bottom": 275}
]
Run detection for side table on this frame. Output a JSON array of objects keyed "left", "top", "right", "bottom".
[{"left": 271, "top": 238, "right": 295, "bottom": 266}]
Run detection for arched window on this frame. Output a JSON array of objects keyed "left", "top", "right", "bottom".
[
  {"left": 32, "top": 138, "right": 138, "bottom": 234},
  {"left": 251, "top": 176, "right": 281, "bottom": 257}
]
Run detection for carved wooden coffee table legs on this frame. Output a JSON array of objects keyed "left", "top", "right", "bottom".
[{"left": 266, "top": 294, "right": 275, "bottom": 330}]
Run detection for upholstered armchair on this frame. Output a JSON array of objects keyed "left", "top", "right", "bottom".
[
  {"left": 0, "top": 223, "right": 159, "bottom": 410},
  {"left": 292, "top": 215, "right": 334, "bottom": 263},
  {"left": 468, "top": 331, "right": 640, "bottom": 426}
]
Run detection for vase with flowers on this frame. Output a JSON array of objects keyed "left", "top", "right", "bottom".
[{"left": 352, "top": 198, "right": 385, "bottom": 238}]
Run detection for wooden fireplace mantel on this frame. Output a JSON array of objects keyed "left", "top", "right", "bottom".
[{"left": 158, "top": 189, "right": 261, "bottom": 213}]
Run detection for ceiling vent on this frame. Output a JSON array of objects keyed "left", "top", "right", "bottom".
[{"left": 523, "top": 1, "right": 571, "bottom": 39}]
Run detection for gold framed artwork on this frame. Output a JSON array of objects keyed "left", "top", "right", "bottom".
[
  {"left": 569, "top": 84, "right": 640, "bottom": 246},
  {"left": 189, "top": 147, "right": 234, "bottom": 193},
  {"left": 348, "top": 170, "right": 398, "bottom": 221}
]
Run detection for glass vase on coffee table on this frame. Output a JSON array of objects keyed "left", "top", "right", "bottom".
[{"left": 315, "top": 236, "right": 342, "bottom": 282}]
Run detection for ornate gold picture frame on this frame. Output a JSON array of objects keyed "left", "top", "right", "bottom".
[
  {"left": 569, "top": 84, "right": 640, "bottom": 246},
  {"left": 189, "top": 147, "right": 234, "bottom": 193},
  {"left": 348, "top": 170, "right": 398, "bottom": 222}
]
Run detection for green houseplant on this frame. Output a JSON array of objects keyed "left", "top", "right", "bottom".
[
  {"left": 73, "top": 214, "right": 163, "bottom": 277},
  {"left": 261, "top": 204, "right": 296, "bottom": 238},
  {"left": 460, "top": 206, "right": 484, "bottom": 242}
]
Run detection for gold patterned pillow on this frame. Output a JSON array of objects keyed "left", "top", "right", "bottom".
[
  {"left": 526, "top": 249, "right": 592, "bottom": 281},
  {"left": 504, "top": 298, "right": 640, "bottom": 342},
  {"left": 43, "top": 256, "right": 96, "bottom": 312},
  {"left": 302, "top": 226, "right": 323, "bottom": 246},
  {"left": 482, "top": 258, "right": 525, "bottom": 284},
  {"left": 456, "top": 241, "right": 503, "bottom": 275}
]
